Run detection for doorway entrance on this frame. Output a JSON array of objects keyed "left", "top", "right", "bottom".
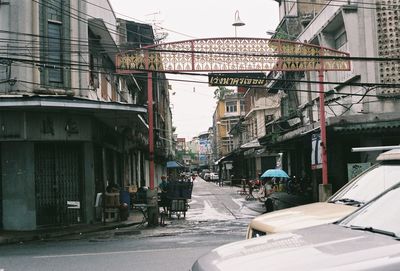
[{"left": 35, "top": 143, "right": 83, "bottom": 227}]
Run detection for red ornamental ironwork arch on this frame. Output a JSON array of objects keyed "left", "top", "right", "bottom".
[
  {"left": 116, "top": 37, "right": 351, "bottom": 73},
  {"left": 116, "top": 38, "right": 351, "bottom": 192}
]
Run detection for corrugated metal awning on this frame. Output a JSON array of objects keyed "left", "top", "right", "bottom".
[
  {"left": 214, "top": 151, "right": 236, "bottom": 165},
  {"left": 332, "top": 120, "right": 400, "bottom": 133},
  {"left": 240, "top": 139, "right": 261, "bottom": 149},
  {"left": 214, "top": 155, "right": 227, "bottom": 165}
]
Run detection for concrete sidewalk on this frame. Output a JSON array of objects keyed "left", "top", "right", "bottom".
[
  {"left": 1, "top": 183, "right": 312, "bottom": 245},
  {"left": 0, "top": 209, "right": 146, "bottom": 245}
]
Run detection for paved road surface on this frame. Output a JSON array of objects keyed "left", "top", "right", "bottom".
[{"left": 0, "top": 178, "right": 263, "bottom": 271}]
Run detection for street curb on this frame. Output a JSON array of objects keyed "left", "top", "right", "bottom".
[
  {"left": 0, "top": 221, "right": 143, "bottom": 245},
  {"left": 114, "top": 229, "right": 142, "bottom": 236}
]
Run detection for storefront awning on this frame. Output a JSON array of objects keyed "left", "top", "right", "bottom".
[
  {"left": 214, "top": 152, "right": 236, "bottom": 165},
  {"left": 259, "top": 122, "right": 320, "bottom": 147},
  {"left": 240, "top": 139, "right": 261, "bottom": 149},
  {"left": 332, "top": 120, "right": 400, "bottom": 133},
  {"left": 214, "top": 156, "right": 226, "bottom": 165},
  {"left": 0, "top": 96, "right": 147, "bottom": 130},
  {"left": 166, "top": 160, "right": 185, "bottom": 168}
]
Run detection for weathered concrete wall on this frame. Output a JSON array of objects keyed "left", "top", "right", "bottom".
[
  {"left": 1, "top": 142, "right": 36, "bottom": 230},
  {"left": 0, "top": 1, "right": 40, "bottom": 94}
]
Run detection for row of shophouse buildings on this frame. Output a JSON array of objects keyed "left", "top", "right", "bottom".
[
  {"left": 0, "top": 1, "right": 175, "bottom": 230},
  {"left": 184, "top": 132, "right": 213, "bottom": 171},
  {"left": 192, "top": 0, "right": 400, "bottom": 201},
  {"left": 1, "top": 0, "right": 400, "bottom": 231}
]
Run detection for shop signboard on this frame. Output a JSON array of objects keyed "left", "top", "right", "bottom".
[{"left": 311, "top": 133, "right": 322, "bottom": 170}]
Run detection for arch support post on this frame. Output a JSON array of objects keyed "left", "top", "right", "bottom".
[
  {"left": 147, "top": 71, "right": 159, "bottom": 226},
  {"left": 318, "top": 69, "right": 332, "bottom": 201}
]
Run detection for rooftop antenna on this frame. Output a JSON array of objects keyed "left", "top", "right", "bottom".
[{"left": 145, "top": 11, "right": 168, "bottom": 43}]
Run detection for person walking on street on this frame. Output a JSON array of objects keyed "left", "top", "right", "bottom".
[
  {"left": 218, "top": 174, "right": 224, "bottom": 187},
  {"left": 159, "top": 176, "right": 169, "bottom": 212},
  {"left": 263, "top": 178, "right": 276, "bottom": 213}
]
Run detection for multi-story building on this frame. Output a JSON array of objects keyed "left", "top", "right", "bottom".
[
  {"left": 175, "top": 137, "right": 188, "bottom": 165},
  {"left": 213, "top": 92, "right": 244, "bottom": 157},
  {"left": 117, "top": 19, "right": 174, "bottom": 184},
  {"left": 272, "top": 0, "right": 326, "bottom": 41},
  {"left": 212, "top": 91, "right": 245, "bottom": 181},
  {"left": 185, "top": 131, "right": 214, "bottom": 172},
  {"left": 187, "top": 137, "right": 199, "bottom": 170},
  {"left": 176, "top": 137, "right": 187, "bottom": 153},
  {"left": 261, "top": 0, "right": 400, "bottom": 200},
  {"left": 0, "top": 1, "right": 172, "bottom": 230},
  {"left": 198, "top": 131, "right": 212, "bottom": 170},
  {"left": 206, "top": 127, "right": 215, "bottom": 170},
  {"left": 231, "top": 87, "right": 282, "bottom": 180}
]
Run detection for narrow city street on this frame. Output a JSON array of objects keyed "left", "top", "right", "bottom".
[
  {"left": 2, "top": 0, "right": 400, "bottom": 270},
  {"left": 0, "top": 178, "right": 262, "bottom": 271}
]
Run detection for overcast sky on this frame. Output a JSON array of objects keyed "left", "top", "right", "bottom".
[{"left": 109, "top": 0, "right": 280, "bottom": 140}]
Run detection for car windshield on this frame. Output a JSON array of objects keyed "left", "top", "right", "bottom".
[
  {"left": 339, "top": 184, "right": 400, "bottom": 238},
  {"left": 329, "top": 162, "right": 400, "bottom": 205}
]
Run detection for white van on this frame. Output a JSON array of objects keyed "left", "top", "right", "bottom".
[
  {"left": 246, "top": 148, "right": 400, "bottom": 239},
  {"left": 192, "top": 182, "right": 400, "bottom": 271}
]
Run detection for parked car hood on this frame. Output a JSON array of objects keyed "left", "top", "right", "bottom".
[
  {"left": 193, "top": 224, "right": 400, "bottom": 271},
  {"left": 249, "top": 202, "right": 356, "bottom": 234}
]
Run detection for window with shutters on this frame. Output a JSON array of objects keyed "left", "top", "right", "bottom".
[
  {"left": 48, "top": 22, "right": 63, "bottom": 83},
  {"left": 40, "top": 0, "right": 70, "bottom": 88}
]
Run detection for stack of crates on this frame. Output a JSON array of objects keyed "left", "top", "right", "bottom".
[{"left": 104, "top": 192, "right": 120, "bottom": 222}]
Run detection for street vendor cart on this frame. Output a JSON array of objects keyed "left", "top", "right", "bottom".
[{"left": 166, "top": 181, "right": 193, "bottom": 218}]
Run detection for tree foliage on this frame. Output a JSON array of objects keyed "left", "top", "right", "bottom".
[{"left": 213, "top": 86, "right": 234, "bottom": 100}]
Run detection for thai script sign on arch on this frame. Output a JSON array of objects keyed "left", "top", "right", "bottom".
[{"left": 208, "top": 73, "right": 267, "bottom": 86}]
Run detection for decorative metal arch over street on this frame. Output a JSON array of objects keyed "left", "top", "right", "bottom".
[
  {"left": 116, "top": 38, "right": 351, "bottom": 192},
  {"left": 116, "top": 38, "right": 350, "bottom": 73}
]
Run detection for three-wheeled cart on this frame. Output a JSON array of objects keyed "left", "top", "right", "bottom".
[{"left": 166, "top": 181, "right": 193, "bottom": 218}]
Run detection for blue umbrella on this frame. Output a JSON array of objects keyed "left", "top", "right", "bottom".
[{"left": 261, "top": 169, "right": 290, "bottom": 178}]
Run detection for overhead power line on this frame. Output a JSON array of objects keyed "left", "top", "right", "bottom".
[
  {"left": 81, "top": 0, "right": 196, "bottom": 39},
  {"left": 3, "top": 53, "right": 400, "bottom": 98},
  {"left": 281, "top": 0, "right": 400, "bottom": 11},
  {"left": 0, "top": 1, "right": 399, "bottom": 103},
  {"left": 3, "top": 37, "right": 400, "bottom": 66},
  {"left": 32, "top": 0, "right": 153, "bottom": 44},
  {"left": 26, "top": 0, "right": 397, "bottom": 53}
]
